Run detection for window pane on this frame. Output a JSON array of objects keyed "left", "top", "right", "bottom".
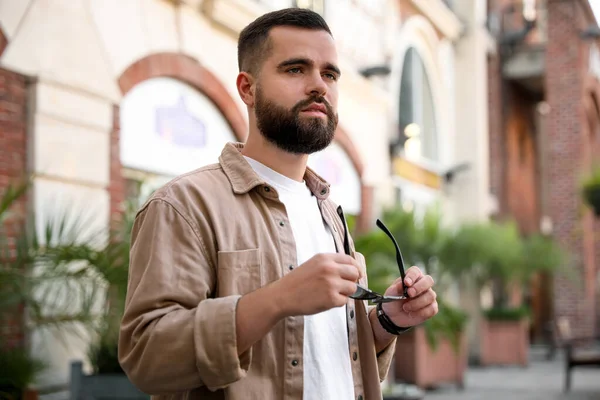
[
  {"left": 398, "top": 47, "right": 438, "bottom": 162},
  {"left": 399, "top": 48, "right": 414, "bottom": 135}
]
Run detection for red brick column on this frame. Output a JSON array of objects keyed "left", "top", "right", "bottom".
[
  {"left": 0, "top": 67, "right": 29, "bottom": 348},
  {"left": 545, "top": 0, "right": 594, "bottom": 337}
]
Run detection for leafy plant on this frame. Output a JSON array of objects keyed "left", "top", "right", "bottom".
[
  {"left": 0, "top": 347, "right": 46, "bottom": 400},
  {"left": 439, "top": 220, "right": 567, "bottom": 317},
  {"left": 355, "top": 205, "right": 468, "bottom": 353},
  {"left": 482, "top": 305, "right": 530, "bottom": 321},
  {"left": 0, "top": 176, "right": 131, "bottom": 388},
  {"left": 0, "top": 180, "right": 96, "bottom": 394}
]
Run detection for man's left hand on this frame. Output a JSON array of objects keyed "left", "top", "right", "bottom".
[{"left": 382, "top": 266, "right": 438, "bottom": 328}]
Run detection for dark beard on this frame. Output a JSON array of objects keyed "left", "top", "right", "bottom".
[{"left": 254, "top": 87, "right": 338, "bottom": 155}]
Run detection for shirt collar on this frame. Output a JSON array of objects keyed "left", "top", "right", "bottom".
[{"left": 218, "top": 142, "right": 332, "bottom": 200}]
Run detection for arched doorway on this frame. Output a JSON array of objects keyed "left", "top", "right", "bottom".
[
  {"left": 119, "top": 76, "right": 239, "bottom": 199},
  {"left": 110, "top": 53, "right": 247, "bottom": 217}
]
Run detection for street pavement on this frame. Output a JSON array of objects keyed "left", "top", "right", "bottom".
[{"left": 421, "top": 347, "right": 600, "bottom": 400}]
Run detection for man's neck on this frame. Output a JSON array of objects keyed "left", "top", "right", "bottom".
[{"left": 241, "top": 133, "right": 308, "bottom": 183}]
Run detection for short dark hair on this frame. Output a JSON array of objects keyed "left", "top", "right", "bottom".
[{"left": 237, "top": 8, "right": 332, "bottom": 75}]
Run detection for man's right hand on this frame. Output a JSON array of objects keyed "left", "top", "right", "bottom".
[
  {"left": 236, "top": 253, "right": 363, "bottom": 356},
  {"left": 272, "top": 253, "right": 364, "bottom": 317}
]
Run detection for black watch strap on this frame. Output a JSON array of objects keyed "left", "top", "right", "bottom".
[{"left": 376, "top": 302, "right": 412, "bottom": 335}]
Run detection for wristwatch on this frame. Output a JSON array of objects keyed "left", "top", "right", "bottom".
[{"left": 376, "top": 302, "right": 412, "bottom": 335}]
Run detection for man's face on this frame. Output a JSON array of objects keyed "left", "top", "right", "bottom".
[{"left": 253, "top": 26, "right": 340, "bottom": 155}]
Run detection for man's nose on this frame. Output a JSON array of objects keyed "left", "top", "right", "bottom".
[{"left": 305, "top": 71, "right": 328, "bottom": 97}]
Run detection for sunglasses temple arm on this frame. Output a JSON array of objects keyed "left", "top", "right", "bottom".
[
  {"left": 396, "top": 251, "right": 409, "bottom": 298},
  {"left": 376, "top": 219, "right": 410, "bottom": 298}
]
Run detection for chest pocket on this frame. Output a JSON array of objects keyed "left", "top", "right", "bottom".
[{"left": 217, "top": 248, "right": 262, "bottom": 297}]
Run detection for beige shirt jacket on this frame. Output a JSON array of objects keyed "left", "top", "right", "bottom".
[{"left": 118, "top": 142, "right": 397, "bottom": 400}]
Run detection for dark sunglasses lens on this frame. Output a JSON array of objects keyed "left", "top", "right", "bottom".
[{"left": 351, "top": 285, "right": 379, "bottom": 300}]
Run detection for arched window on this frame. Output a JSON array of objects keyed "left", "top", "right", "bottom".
[
  {"left": 399, "top": 47, "right": 438, "bottom": 162},
  {"left": 120, "top": 77, "right": 237, "bottom": 199}
]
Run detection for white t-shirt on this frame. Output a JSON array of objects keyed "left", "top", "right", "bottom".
[{"left": 244, "top": 156, "right": 354, "bottom": 400}]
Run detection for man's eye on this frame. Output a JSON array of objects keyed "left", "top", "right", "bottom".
[
  {"left": 324, "top": 73, "right": 338, "bottom": 81},
  {"left": 288, "top": 68, "right": 302, "bottom": 74}
]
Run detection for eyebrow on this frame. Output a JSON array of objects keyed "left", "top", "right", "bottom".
[{"left": 276, "top": 58, "right": 341, "bottom": 77}]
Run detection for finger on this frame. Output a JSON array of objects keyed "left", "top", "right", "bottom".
[
  {"left": 330, "top": 254, "right": 364, "bottom": 278},
  {"left": 403, "top": 289, "right": 437, "bottom": 313},
  {"left": 403, "top": 266, "right": 423, "bottom": 287},
  {"left": 338, "top": 263, "right": 361, "bottom": 282},
  {"left": 340, "top": 281, "right": 359, "bottom": 297},
  {"left": 407, "top": 274, "right": 435, "bottom": 298},
  {"left": 413, "top": 301, "right": 439, "bottom": 319}
]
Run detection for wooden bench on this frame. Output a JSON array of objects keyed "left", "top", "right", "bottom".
[{"left": 554, "top": 317, "right": 600, "bottom": 392}]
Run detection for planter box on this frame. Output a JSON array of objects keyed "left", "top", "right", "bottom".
[
  {"left": 480, "top": 318, "right": 529, "bottom": 366},
  {"left": 393, "top": 326, "right": 467, "bottom": 389},
  {"left": 70, "top": 361, "right": 149, "bottom": 400}
]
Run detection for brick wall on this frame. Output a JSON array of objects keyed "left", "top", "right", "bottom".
[
  {"left": 488, "top": 0, "right": 600, "bottom": 338},
  {"left": 0, "top": 67, "right": 29, "bottom": 348},
  {"left": 545, "top": 0, "right": 595, "bottom": 338}
]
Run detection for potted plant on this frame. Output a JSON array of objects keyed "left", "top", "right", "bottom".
[
  {"left": 0, "top": 346, "right": 46, "bottom": 400},
  {"left": 0, "top": 179, "right": 105, "bottom": 399},
  {"left": 441, "top": 220, "right": 566, "bottom": 366},
  {"left": 66, "top": 193, "right": 149, "bottom": 399},
  {"left": 355, "top": 205, "right": 469, "bottom": 390},
  {"left": 392, "top": 298, "right": 469, "bottom": 390}
]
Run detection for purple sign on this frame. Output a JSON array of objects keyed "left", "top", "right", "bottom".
[{"left": 155, "top": 96, "right": 206, "bottom": 148}]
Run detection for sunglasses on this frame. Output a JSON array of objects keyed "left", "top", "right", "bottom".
[{"left": 337, "top": 206, "right": 409, "bottom": 304}]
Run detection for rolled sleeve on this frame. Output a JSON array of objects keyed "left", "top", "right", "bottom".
[
  {"left": 194, "top": 295, "right": 252, "bottom": 390},
  {"left": 118, "top": 198, "right": 250, "bottom": 394}
]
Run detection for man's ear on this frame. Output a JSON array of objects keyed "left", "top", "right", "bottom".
[{"left": 236, "top": 72, "right": 255, "bottom": 107}]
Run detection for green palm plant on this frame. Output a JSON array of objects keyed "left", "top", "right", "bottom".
[
  {"left": 0, "top": 177, "right": 128, "bottom": 396},
  {"left": 439, "top": 219, "right": 567, "bottom": 320}
]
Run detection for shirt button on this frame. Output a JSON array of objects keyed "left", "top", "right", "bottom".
[
  {"left": 350, "top": 310, "right": 355, "bottom": 319},
  {"left": 291, "top": 359, "right": 299, "bottom": 366},
  {"left": 279, "top": 221, "right": 285, "bottom": 227},
  {"left": 353, "top": 352, "right": 358, "bottom": 361},
  {"left": 320, "top": 188, "right": 327, "bottom": 195},
  {"left": 357, "top": 395, "right": 363, "bottom": 400},
  {"left": 288, "top": 265, "right": 294, "bottom": 270}
]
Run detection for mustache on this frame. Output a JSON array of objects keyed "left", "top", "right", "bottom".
[{"left": 291, "top": 95, "right": 334, "bottom": 116}]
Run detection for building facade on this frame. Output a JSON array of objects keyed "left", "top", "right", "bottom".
[
  {"left": 0, "top": 0, "right": 492, "bottom": 393},
  {"left": 487, "top": 0, "right": 600, "bottom": 341}
]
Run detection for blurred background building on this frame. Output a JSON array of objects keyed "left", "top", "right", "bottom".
[
  {"left": 0, "top": 0, "right": 599, "bottom": 397},
  {"left": 487, "top": 0, "right": 600, "bottom": 342}
]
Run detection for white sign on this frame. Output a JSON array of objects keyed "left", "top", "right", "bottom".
[
  {"left": 590, "top": 43, "right": 600, "bottom": 82},
  {"left": 308, "top": 142, "right": 362, "bottom": 215},
  {"left": 120, "top": 77, "right": 237, "bottom": 177}
]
